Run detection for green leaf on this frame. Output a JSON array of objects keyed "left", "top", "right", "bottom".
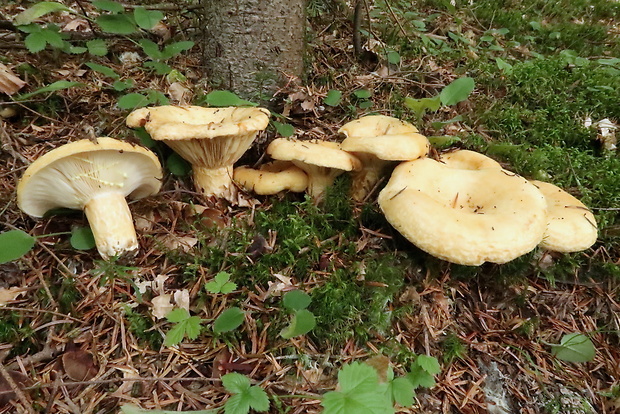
[
  {"left": 213, "top": 307, "right": 244, "bottom": 333},
  {"left": 120, "top": 403, "right": 217, "bottom": 414},
  {"left": 357, "top": 100, "right": 373, "bottom": 109},
  {"left": 133, "top": 127, "right": 156, "bottom": 147},
  {"left": 0, "top": 230, "right": 36, "bottom": 264},
  {"left": 166, "top": 308, "right": 190, "bottom": 323},
  {"left": 166, "top": 152, "right": 191, "bottom": 176},
  {"left": 321, "top": 364, "right": 392, "bottom": 414},
  {"left": 16, "top": 80, "right": 85, "bottom": 100},
  {"left": 24, "top": 32, "right": 47, "bottom": 53},
  {"left": 117, "top": 93, "right": 150, "bottom": 109},
  {"left": 183, "top": 316, "right": 203, "bottom": 340},
  {"left": 161, "top": 41, "right": 195, "bottom": 59},
  {"left": 143, "top": 61, "right": 172, "bottom": 75},
  {"left": 96, "top": 14, "right": 137, "bottom": 35},
  {"left": 92, "top": 0, "right": 125, "bottom": 13},
  {"left": 282, "top": 290, "right": 311, "bottom": 311},
  {"left": 113, "top": 79, "right": 134, "bottom": 91},
  {"left": 439, "top": 77, "right": 475, "bottom": 106},
  {"left": 205, "top": 272, "right": 237, "bottom": 294},
  {"left": 222, "top": 373, "right": 270, "bottom": 414},
  {"left": 551, "top": 333, "right": 596, "bottom": 363},
  {"left": 163, "top": 321, "right": 187, "bottom": 347},
  {"left": 389, "top": 377, "right": 415, "bottom": 407},
  {"left": 323, "top": 89, "right": 342, "bottom": 107},
  {"left": 146, "top": 90, "right": 169, "bottom": 105},
  {"left": 85, "top": 62, "right": 119, "bottom": 79},
  {"left": 134, "top": 7, "right": 164, "bottom": 30},
  {"left": 272, "top": 120, "right": 295, "bottom": 137},
  {"left": 70, "top": 226, "right": 96, "bottom": 250},
  {"left": 495, "top": 57, "right": 513, "bottom": 74},
  {"left": 41, "top": 27, "right": 65, "bottom": 48},
  {"left": 386, "top": 50, "right": 400, "bottom": 64},
  {"left": 353, "top": 89, "right": 372, "bottom": 99},
  {"left": 86, "top": 39, "right": 108, "bottom": 56},
  {"left": 222, "top": 372, "right": 251, "bottom": 394},
  {"left": 280, "top": 309, "right": 316, "bottom": 339},
  {"left": 406, "top": 364, "right": 435, "bottom": 389},
  {"left": 416, "top": 355, "right": 441, "bottom": 375},
  {"left": 14, "top": 2, "right": 72, "bottom": 26},
  {"left": 404, "top": 95, "right": 441, "bottom": 115},
  {"left": 139, "top": 39, "right": 163, "bottom": 60},
  {"left": 204, "top": 90, "right": 257, "bottom": 107}
]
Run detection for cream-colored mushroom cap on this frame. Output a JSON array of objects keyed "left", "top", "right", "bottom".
[
  {"left": 530, "top": 180, "right": 598, "bottom": 252},
  {"left": 339, "top": 115, "right": 429, "bottom": 201},
  {"left": 234, "top": 161, "right": 308, "bottom": 195},
  {"left": 17, "top": 137, "right": 162, "bottom": 259},
  {"left": 266, "top": 139, "right": 361, "bottom": 201},
  {"left": 440, "top": 149, "right": 502, "bottom": 170},
  {"left": 126, "top": 105, "right": 270, "bottom": 200},
  {"left": 378, "top": 158, "right": 548, "bottom": 266}
]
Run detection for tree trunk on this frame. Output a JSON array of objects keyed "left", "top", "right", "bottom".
[{"left": 201, "top": 0, "right": 305, "bottom": 103}]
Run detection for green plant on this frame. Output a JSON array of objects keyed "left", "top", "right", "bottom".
[
  {"left": 548, "top": 333, "right": 596, "bottom": 363},
  {"left": 163, "top": 308, "right": 203, "bottom": 347},
  {"left": 121, "top": 404, "right": 216, "bottom": 414},
  {"left": 280, "top": 290, "right": 316, "bottom": 339},
  {"left": 221, "top": 372, "right": 270, "bottom": 414},
  {"left": 213, "top": 307, "right": 245, "bottom": 334},
  {"left": 404, "top": 76, "right": 475, "bottom": 125},
  {"left": 206, "top": 272, "right": 237, "bottom": 294}
]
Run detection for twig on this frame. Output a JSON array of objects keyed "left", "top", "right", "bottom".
[{"left": 383, "top": 0, "right": 411, "bottom": 42}]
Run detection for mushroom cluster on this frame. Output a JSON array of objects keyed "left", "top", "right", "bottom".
[{"left": 16, "top": 108, "right": 598, "bottom": 266}]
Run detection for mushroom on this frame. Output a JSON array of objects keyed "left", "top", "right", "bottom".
[
  {"left": 339, "top": 115, "right": 430, "bottom": 201},
  {"left": 439, "top": 149, "right": 502, "bottom": 170},
  {"left": 126, "top": 105, "right": 270, "bottom": 200},
  {"left": 233, "top": 161, "right": 308, "bottom": 195},
  {"left": 530, "top": 180, "right": 598, "bottom": 252},
  {"left": 266, "top": 139, "right": 361, "bottom": 202},
  {"left": 378, "top": 158, "right": 548, "bottom": 265},
  {"left": 17, "top": 137, "right": 162, "bottom": 259}
]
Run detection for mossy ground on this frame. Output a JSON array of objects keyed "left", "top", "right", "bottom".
[{"left": 0, "top": 0, "right": 619, "bottom": 413}]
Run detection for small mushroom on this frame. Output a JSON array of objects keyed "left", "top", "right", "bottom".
[
  {"left": 439, "top": 149, "right": 502, "bottom": 170},
  {"left": 17, "top": 137, "right": 162, "bottom": 259},
  {"left": 378, "top": 158, "right": 548, "bottom": 265},
  {"left": 233, "top": 161, "right": 308, "bottom": 195},
  {"left": 126, "top": 105, "right": 270, "bottom": 200},
  {"left": 266, "top": 139, "right": 361, "bottom": 202},
  {"left": 339, "top": 115, "right": 430, "bottom": 201},
  {"left": 530, "top": 180, "right": 598, "bottom": 252}
]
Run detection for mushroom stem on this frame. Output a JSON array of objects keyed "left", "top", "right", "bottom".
[
  {"left": 193, "top": 165, "right": 236, "bottom": 199},
  {"left": 84, "top": 192, "right": 138, "bottom": 260},
  {"left": 305, "top": 169, "right": 342, "bottom": 202},
  {"left": 350, "top": 159, "right": 391, "bottom": 202}
]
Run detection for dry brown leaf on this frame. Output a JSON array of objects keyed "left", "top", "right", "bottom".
[
  {"left": 0, "top": 287, "right": 26, "bottom": 306},
  {"left": 0, "top": 63, "right": 26, "bottom": 95},
  {"left": 152, "top": 294, "right": 173, "bottom": 319},
  {"left": 62, "top": 349, "right": 98, "bottom": 381}
]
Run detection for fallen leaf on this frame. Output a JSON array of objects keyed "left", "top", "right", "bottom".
[
  {"left": 0, "top": 287, "right": 26, "bottom": 306},
  {"left": 157, "top": 234, "right": 198, "bottom": 253},
  {"left": 168, "top": 82, "right": 190, "bottom": 104},
  {"left": 152, "top": 294, "right": 173, "bottom": 319},
  {"left": 0, "top": 63, "right": 26, "bottom": 95},
  {"left": 62, "top": 349, "right": 98, "bottom": 381},
  {"left": 0, "top": 370, "right": 31, "bottom": 408},
  {"left": 173, "top": 289, "right": 190, "bottom": 311}
]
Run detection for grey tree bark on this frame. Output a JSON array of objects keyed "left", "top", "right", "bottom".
[{"left": 201, "top": 0, "right": 306, "bottom": 103}]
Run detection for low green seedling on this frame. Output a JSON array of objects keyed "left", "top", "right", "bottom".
[
  {"left": 164, "top": 308, "right": 203, "bottom": 347},
  {"left": 221, "top": 372, "right": 269, "bottom": 414},
  {"left": 404, "top": 76, "right": 475, "bottom": 125},
  {"left": 280, "top": 290, "right": 316, "bottom": 339},
  {"left": 206, "top": 272, "right": 237, "bottom": 294},
  {"left": 549, "top": 333, "right": 596, "bottom": 363},
  {"left": 120, "top": 404, "right": 216, "bottom": 414}
]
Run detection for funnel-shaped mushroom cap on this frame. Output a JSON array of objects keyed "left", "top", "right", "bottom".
[
  {"left": 530, "top": 180, "right": 598, "bottom": 252},
  {"left": 126, "top": 105, "right": 270, "bottom": 200},
  {"left": 234, "top": 161, "right": 308, "bottom": 195},
  {"left": 440, "top": 150, "right": 502, "bottom": 170},
  {"left": 17, "top": 137, "right": 162, "bottom": 259},
  {"left": 339, "top": 116, "right": 429, "bottom": 201},
  {"left": 378, "top": 158, "right": 548, "bottom": 265},
  {"left": 267, "top": 139, "right": 361, "bottom": 201}
]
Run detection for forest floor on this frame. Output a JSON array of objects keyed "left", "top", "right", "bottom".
[{"left": 1, "top": 1, "right": 620, "bottom": 413}]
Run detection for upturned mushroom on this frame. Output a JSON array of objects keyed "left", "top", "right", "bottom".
[
  {"left": 126, "top": 105, "right": 270, "bottom": 200},
  {"left": 378, "top": 158, "right": 548, "bottom": 266},
  {"left": 530, "top": 180, "right": 598, "bottom": 252},
  {"left": 17, "top": 137, "right": 162, "bottom": 259},
  {"left": 339, "top": 115, "right": 430, "bottom": 201},
  {"left": 233, "top": 161, "right": 308, "bottom": 195},
  {"left": 266, "top": 138, "right": 361, "bottom": 201}
]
